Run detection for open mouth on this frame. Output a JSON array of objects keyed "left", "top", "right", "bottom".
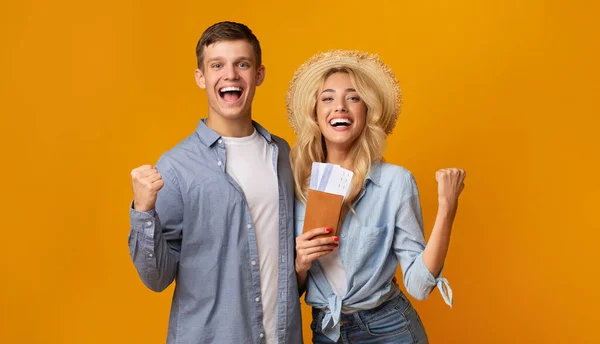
[
  {"left": 329, "top": 118, "right": 353, "bottom": 127},
  {"left": 219, "top": 86, "right": 243, "bottom": 102}
]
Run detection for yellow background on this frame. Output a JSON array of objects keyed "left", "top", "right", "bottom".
[{"left": 2, "top": 1, "right": 598, "bottom": 343}]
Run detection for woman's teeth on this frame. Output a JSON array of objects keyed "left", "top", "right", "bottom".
[{"left": 329, "top": 118, "right": 352, "bottom": 127}]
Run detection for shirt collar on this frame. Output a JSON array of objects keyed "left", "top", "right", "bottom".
[
  {"left": 195, "top": 118, "right": 273, "bottom": 147},
  {"left": 364, "top": 161, "right": 383, "bottom": 187}
]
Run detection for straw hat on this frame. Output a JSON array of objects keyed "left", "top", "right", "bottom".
[{"left": 286, "top": 50, "right": 401, "bottom": 135}]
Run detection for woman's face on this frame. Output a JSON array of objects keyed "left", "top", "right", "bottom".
[{"left": 315, "top": 72, "right": 367, "bottom": 152}]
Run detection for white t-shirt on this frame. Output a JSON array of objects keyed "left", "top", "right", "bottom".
[
  {"left": 222, "top": 129, "right": 279, "bottom": 343},
  {"left": 319, "top": 248, "right": 348, "bottom": 297}
]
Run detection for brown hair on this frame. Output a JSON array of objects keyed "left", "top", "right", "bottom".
[{"left": 196, "top": 21, "right": 262, "bottom": 70}]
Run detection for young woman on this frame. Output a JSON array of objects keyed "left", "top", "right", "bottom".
[{"left": 287, "top": 50, "right": 466, "bottom": 343}]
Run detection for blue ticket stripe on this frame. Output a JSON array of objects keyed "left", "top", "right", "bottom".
[
  {"left": 310, "top": 163, "right": 320, "bottom": 189},
  {"left": 318, "top": 164, "right": 334, "bottom": 191}
]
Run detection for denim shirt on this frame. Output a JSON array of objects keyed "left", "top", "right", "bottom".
[
  {"left": 129, "top": 119, "right": 303, "bottom": 344},
  {"left": 295, "top": 162, "right": 452, "bottom": 342}
]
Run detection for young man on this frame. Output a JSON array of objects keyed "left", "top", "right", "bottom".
[{"left": 128, "top": 22, "right": 302, "bottom": 344}]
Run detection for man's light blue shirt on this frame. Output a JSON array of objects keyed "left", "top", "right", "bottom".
[{"left": 129, "top": 119, "right": 303, "bottom": 344}]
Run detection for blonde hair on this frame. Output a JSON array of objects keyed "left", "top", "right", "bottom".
[{"left": 290, "top": 67, "right": 388, "bottom": 208}]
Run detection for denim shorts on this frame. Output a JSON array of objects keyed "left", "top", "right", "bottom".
[{"left": 310, "top": 293, "right": 429, "bottom": 344}]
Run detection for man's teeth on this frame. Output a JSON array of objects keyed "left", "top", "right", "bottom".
[
  {"left": 220, "top": 86, "right": 242, "bottom": 92},
  {"left": 329, "top": 118, "right": 352, "bottom": 126}
]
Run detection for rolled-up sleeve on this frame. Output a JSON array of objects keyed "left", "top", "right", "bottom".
[
  {"left": 128, "top": 162, "right": 184, "bottom": 292},
  {"left": 393, "top": 172, "right": 453, "bottom": 306}
]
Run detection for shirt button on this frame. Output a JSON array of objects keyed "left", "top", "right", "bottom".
[
  {"left": 259, "top": 333, "right": 264, "bottom": 338},
  {"left": 145, "top": 221, "right": 152, "bottom": 227},
  {"left": 217, "top": 161, "right": 222, "bottom": 166},
  {"left": 251, "top": 261, "right": 257, "bottom": 266},
  {"left": 218, "top": 139, "right": 223, "bottom": 144},
  {"left": 247, "top": 224, "right": 252, "bottom": 229},
  {"left": 342, "top": 234, "right": 346, "bottom": 238},
  {"left": 255, "top": 297, "right": 260, "bottom": 302},
  {"left": 148, "top": 253, "right": 153, "bottom": 258}
]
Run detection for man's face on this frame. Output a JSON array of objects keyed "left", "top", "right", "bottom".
[{"left": 195, "top": 40, "right": 265, "bottom": 122}]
